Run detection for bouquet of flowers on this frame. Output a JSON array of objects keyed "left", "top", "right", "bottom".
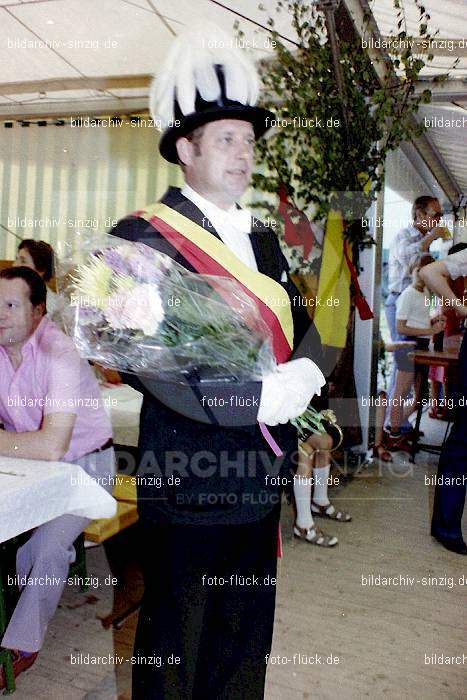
[{"left": 56, "top": 232, "right": 327, "bottom": 441}]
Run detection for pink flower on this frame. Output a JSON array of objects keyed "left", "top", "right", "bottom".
[{"left": 103, "top": 293, "right": 127, "bottom": 330}]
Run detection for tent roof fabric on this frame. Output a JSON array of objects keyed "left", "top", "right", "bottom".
[{"left": 0, "top": 0, "right": 465, "bottom": 197}]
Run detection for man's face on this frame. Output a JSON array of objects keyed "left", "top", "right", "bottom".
[
  {"left": 0, "top": 278, "right": 43, "bottom": 349},
  {"left": 178, "top": 119, "right": 255, "bottom": 206},
  {"left": 416, "top": 198, "right": 442, "bottom": 233}
]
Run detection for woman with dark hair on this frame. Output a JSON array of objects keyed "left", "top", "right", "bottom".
[{"left": 13, "top": 239, "right": 61, "bottom": 322}]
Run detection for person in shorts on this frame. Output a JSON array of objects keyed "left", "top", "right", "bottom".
[{"left": 385, "top": 254, "right": 445, "bottom": 451}]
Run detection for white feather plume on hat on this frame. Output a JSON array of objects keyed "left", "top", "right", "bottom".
[{"left": 149, "top": 21, "right": 260, "bottom": 129}]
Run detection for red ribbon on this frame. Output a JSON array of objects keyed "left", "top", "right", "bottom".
[
  {"left": 278, "top": 184, "right": 315, "bottom": 259},
  {"left": 343, "top": 239, "right": 374, "bottom": 320}
]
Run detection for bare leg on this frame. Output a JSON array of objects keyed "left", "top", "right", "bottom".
[
  {"left": 292, "top": 439, "right": 338, "bottom": 545},
  {"left": 310, "top": 433, "right": 352, "bottom": 522},
  {"left": 375, "top": 392, "right": 387, "bottom": 449},
  {"left": 374, "top": 392, "right": 392, "bottom": 461},
  {"left": 310, "top": 432, "right": 333, "bottom": 505},
  {"left": 390, "top": 370, "right": 413, "bottom": 432},
  {"left": 430, "top": 379, "right": 440, "bottom": 410},
  {"left": 411, "top": 371, "right": 424, "bottom": 418}
]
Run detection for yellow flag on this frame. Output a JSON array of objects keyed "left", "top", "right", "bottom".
[{"left": 314, "top": 210, "right": 351, "bottom": 348}]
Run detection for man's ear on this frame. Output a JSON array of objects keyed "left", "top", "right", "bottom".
[
  {"left": 176, "top": 137, "right": 193, "bottom": 167},
  {"left": 33, "top": 303, "right": 46, "bottom": 320}
]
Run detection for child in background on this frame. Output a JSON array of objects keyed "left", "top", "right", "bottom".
[
  {"left": 385, "top": 254, "right": 445, "bottom": 452},
  {"left": 373, "top": 339, "right": 416, "bottom": 462}
]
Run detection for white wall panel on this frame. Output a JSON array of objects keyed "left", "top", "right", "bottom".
[{"left": 0, "top": 122, "right": 181, "bottom": 260}]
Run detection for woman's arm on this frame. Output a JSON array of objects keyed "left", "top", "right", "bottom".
[
  {"left": 396, "top": 318, "right": 443, "bottom": 337},
  {"left": 420, "top": 260, "right": 467, "bottom": 318}
]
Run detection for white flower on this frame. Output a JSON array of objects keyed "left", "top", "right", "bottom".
[
  {"left": 117, "top": 244, "right": 138, "bottom": 260},
  {"left": 104, "top": 283, "right": 164, "bottom": 336}
]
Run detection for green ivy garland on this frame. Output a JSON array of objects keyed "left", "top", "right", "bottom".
[{"left": 239, "top": 0, "right": 447, "bottom": 273}]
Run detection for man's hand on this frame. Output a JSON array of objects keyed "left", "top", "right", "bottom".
[
  {"left": 432, "top": 225, "right": 450, "bottom": 240},
  {"left": 421, "top": 227, "right": 446, "bottom": 251}
]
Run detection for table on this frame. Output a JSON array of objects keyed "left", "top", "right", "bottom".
[
  {"left": 0, "top": 456, "right": 117, "bottom": 543},
  {"left": 409, "top": 348, "right": 459, "bottom": 460},
  {"left": 97, "top": 384, "right": 143, "bottom": 630}
]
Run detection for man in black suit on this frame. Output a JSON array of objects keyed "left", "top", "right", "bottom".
[{"left": 112, "top": 26, "right": 326, "bottom": 700}]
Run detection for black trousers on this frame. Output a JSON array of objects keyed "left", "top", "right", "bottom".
[
  {"left": 132, "top": 506, "right": 280, "bottom": 700},
  {"left": 431, "top": 332, "right": 467, "bottom": 542},
  {"left": 431, "top": 423, "right": 467, "bottom": 541}
]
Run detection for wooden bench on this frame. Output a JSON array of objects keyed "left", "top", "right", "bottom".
[
  {"left": 84, "top": 501, "right": 138, "bottom": 543},
  {"left": 84, "top": 474, "right": 138, "bottom": 544}
]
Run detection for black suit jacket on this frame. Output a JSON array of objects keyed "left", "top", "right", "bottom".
[{"left": 111, "top": 187, "right": 324, "bottom": 525}]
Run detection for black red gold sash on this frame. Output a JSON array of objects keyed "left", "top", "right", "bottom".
[{"left": 135, "top": 202, "right": 294, "bottom": 363}]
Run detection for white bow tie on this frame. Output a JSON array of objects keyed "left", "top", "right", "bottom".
[{"left": 215, "top": 207, "right": 251, "bottom": 234}]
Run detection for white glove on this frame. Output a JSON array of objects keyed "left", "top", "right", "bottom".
[{"left": 258, "top": 357, "right": 326, "bottom": 426}]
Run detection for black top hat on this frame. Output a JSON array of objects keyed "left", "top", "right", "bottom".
[
  {"left": 150, "top": 23, "right": 276, "bottom": 164},
  {"left": 159, "top": 65, "right": 274, "bottom": 163}
]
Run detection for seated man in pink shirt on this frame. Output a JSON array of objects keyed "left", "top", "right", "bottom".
[{"left": 0, "top": 266, "right": 114, "bottom": 684}]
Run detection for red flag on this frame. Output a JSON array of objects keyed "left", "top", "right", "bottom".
[{"left": 278, "top": 184, "right": 315, "bottom": 259}]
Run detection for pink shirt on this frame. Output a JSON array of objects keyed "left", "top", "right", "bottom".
[{"left": 0, "top": 317, "right": 112, "bottom": 462}]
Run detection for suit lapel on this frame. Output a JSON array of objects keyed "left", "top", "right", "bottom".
[
  {"left": 250, "top": 229, "right": 281, "bottom": 280},
  {"left": 160, "top": 187, "right": 282, "bottom": 281}
]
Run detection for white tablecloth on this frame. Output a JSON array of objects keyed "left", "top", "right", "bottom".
[{"left": 0, "top": 456, "right": 117, "bottom": 543}]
